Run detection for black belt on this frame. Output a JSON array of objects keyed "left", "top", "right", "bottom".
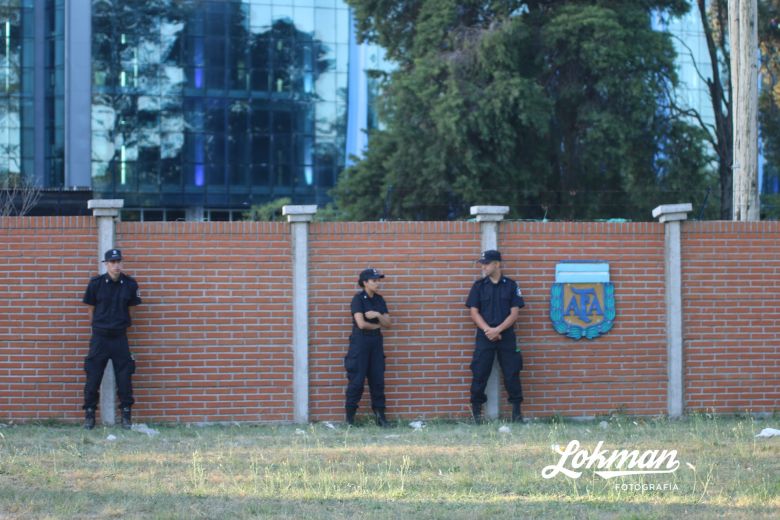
[
  {"left": 92, "top": 327, "right": 127, "bottom": 338},
  {"left": 354, "top": 328, "right": 382, "bottom": 336}
]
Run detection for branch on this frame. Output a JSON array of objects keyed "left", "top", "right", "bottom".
[
  {"left": 669, "top": 33, "right": 714, "bottom": 89},
  {"left": 0, "top": 174, "right": 41, "bottom": 216},
  {"left": 662, "top": 80, "right": 719, "bottom": 150}
]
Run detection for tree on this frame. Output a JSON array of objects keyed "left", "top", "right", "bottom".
[
  {"left": 758, "top": 0, "right": 780, "bottom": 218},
  {"left": 335, "top": 0, "right": 713, "bottom": 221},
  {"left": 242, "top": 197, "right": 291, "bottom": 221},
  {"left": 0, "top": 173, "right": 41, "bottom": 216},
  {"left": 668, "top": 0, "right": 734, "bottom": 219}
]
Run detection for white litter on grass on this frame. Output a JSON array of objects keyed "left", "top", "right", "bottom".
[
  {"left": 322, "top": 421, "right": 336, "bottom": 430},
  {"left": 106, "top": 434, "right": 117, "bottom": 441},
  {"left": 498, "top": 425, "right": 511, "bottom": 434},
  {"left": 131, "top": 423, "right": 159, "bottom": 437},
  {"left": 755, "top": 427, "right": 780, "bottom": 438},
  {"left": 295, "top": 428, "right": 306, "bottom": 436},
  {"left": 409, "top": 421, "right": 425, "bottom": 430},
  {"left": 384, "top": 434, "right": 400, "bottom": 439},
  {"left": 599, "top": 421, "right": 609, "bottom": 430},
  {"left": 551, "top": 444, "right": 564, "bottom": 455}
]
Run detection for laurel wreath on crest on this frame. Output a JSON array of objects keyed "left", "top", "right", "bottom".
[{"left": 550, "top": 283, "right": 615, "bottom": 340}]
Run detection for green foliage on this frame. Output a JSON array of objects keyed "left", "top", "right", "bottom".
[
  {"left": 759, "top": 0, "right": 780, "bottom": 215},
  {"left": 242, "top": 197, "right": 292, "bottom": 221},
  {"left": 761, "top": 193, "right": 780, "bottom": 219},
  {"left": 337, "top": 0, "right": 715, "bottom": 220}
]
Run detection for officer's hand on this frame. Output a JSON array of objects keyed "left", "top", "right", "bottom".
[
  {"left": 364, "top": 311, "right": 380, "bottom": 319},
  {"left": 485, "top": 327, "right": 501, "bottom": 341}
]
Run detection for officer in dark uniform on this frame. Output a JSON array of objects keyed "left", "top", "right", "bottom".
[
  {"left": 81, "top": 249, "right": 142, "bottom": 430},
  {"left": 465, "top": 250, "right": 525, "bottom": 424},
  {"left": 345, "top": 268, "right": 392, "bottom": 427}
]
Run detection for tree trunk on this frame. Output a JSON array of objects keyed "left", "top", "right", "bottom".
[{"left": 697, "top": 0, "right": 733, "bottom": 219}]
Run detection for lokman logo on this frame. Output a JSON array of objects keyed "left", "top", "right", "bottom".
[{"left": 541, "top": 440, "right": 681, "bottom": 479}]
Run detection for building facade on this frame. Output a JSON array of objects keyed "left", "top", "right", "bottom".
[
  {"left": 5, "top": 2, "right": 774, "bottom": 220},
  {"left": 0, "top": 0, "right": 384, "bottom": 220}
]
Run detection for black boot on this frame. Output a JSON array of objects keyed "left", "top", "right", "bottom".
[
  {"left": 471, "top": 403, "right": 483, "bottom": 425},
  {"left": 512, "top": 402, "right": 523, "bottom": 423},
  {"left": 121, "top": 407, "right": 132, "bottom": 429},
  {"left": 83, "top": 408, "right": 96, "bottom": 430},
  {"left": 373, "top": 408, "right": 389, "bottom": 428},
  {"left": 345, "top": 407, "right": 357, "bottom": 426}
]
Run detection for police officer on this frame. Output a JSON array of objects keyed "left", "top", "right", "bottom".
[
  {"left": 465, "top": 250, "right": 525, "bottom": 424},
  {"left": 81, "top": 249, "right": 142, "bottom": 429},
  {"left": 345, "top": 268, "right": 392, "bottom": 427}
]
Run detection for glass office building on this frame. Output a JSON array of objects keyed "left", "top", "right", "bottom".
[
  {"left": 0, "top": 0, "right": 385, "bottom": 220},
  {"left": 0, "top": 0, "right": 63, "bottom": 190}
]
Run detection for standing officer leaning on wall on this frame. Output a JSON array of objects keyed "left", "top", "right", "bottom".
[
  {"left": 466, "top": 250, "right": 525, "bottom": 424},
  {"left": 81, "top": 249, "right": 142, "bottom": 430},
  {"left": 344, "top": 268, "right": 392, "bottom": 427}
]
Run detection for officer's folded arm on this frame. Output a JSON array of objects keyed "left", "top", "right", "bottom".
[
  {"left": 354, "top": 312, "right": 381, "bottom": 330},
  {"left": 374, "top": 312, "right": 391, "bottom": 329}
]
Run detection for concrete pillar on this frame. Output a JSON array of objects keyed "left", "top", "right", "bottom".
[
  {"left": 470, "top": 205, "right": 510, "bottom": 420},
  {"left": 652, "top": 203, "right": 692, "bottom": 418},
  {"left": 87, "top": 199, "right": 124, "bottom": 425},
  {"left": 282, "top": 205, "right": 318, "bottom": 423}
]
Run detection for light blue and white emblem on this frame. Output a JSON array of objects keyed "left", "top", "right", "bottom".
[{"left": 550, "top": 262, "right": 615, "bottom": 340}]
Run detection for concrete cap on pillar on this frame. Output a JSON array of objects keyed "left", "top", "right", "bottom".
[
  {"left": 88, "top": 199, "right": 124, "bottom": 217},
  {"left": 469, "top": 205, "right": 510, "bottom": 222},
  {"left": 652, "top": 203, "right": 693, "bottom": 223},
  {"left": 282, "top": 205, "right": 318, "bottom": 223}
]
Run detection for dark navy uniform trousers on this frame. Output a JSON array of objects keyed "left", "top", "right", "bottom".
[
  {"left": 470, "top": 330, "right": 523, "bottom": 405},
  {"left": 83, "top": 330, "right": 136, "bottom": 409},
  {"left": 344, "top": 329, "right": 386, "bottom": 410}
]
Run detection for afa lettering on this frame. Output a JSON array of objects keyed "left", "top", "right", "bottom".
[{"left": 564, "top": 287, "right": 604, "bottom": 323}]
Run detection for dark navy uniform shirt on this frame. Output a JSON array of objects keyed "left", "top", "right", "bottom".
[
  {"left": 351, "top": 290, "right": 389, "bottom": 329},
  {"left": 83, "top": 273, "right": 142, "bottom": 334},
  {"left": 465, "top": 276, "right": 525, "bottom": 327}
]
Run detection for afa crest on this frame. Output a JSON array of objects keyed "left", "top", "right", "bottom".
[{"left": 550, "top": 262, "right": 615, "bottom": 340}]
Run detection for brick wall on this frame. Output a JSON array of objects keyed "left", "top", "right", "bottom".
[
  {"left": 501, "top": 221, "right": 668, "bottom": 418},
  {"left": 683, "top": 221, "right": 780, "bottom": 413},
  {"left": 0, "top": 217, "right": 96, "bottom": 420},
  {"left": 308, "top": 221, "right": 482, "bottom": 422},
  {"left": 117, "top": 221, "right": 292, "bottom": 423},
  {"left": 0, "top": 219, "right": 292, "bottom": 424},
  {"left": 1, "top": 216, "right": 778, "bottom": 423}
]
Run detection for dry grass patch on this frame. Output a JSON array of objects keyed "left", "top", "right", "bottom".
[{"left": 0, "top": 415, "right": 778, "bottom": 518}]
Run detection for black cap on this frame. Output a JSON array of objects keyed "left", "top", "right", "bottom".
[
  {"left": 478, "top": 250, "right": 502, "bottom": 264},
  {"left": 358, "top": 268, "right": 385, "bottom": 283},
  {"left": 103, "top": 249, "right": 123, "bottom": 262}
]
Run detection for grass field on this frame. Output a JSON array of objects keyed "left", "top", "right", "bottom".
[{"left": 0, "top": 414, "right": 778, "bottom": 519}]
